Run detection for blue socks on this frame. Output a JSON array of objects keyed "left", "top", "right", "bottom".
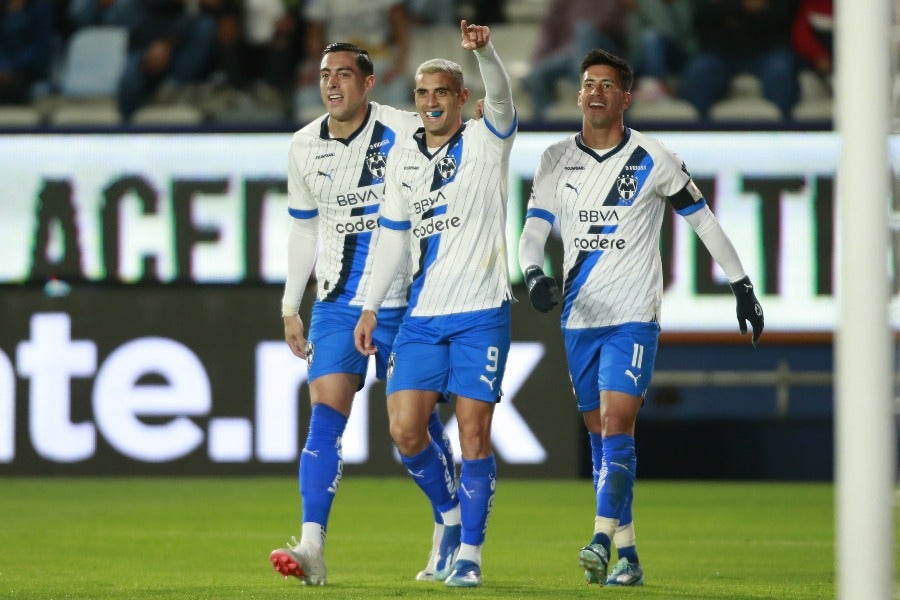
[
  {"left": 589, "top": 432, "right": 603, "bottom": 492},
  {"left": 427, "top": 410, "right": 455, "bottom": 523},
  {"left": 459, "top": 455, "right": 496, "bottom": 546},
  {"left": 596, "top": 434, "right": 636, "bottom": 520},
  {"left": 299, "top": 403, "right": 348, "bottom": 527},
  {"left": 590, "top": 432, "right": 640, "bottom": 564},
  {"left": 402, "top": 439, "right": 458, "bottom": 514}
]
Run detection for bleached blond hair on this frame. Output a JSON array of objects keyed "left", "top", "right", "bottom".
[{"left": 415, "top": 58, "right": 464, "bottom": 91}]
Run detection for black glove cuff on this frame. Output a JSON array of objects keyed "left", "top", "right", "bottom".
[
  {"left": 524, "top": 265, "right": 545, "bottom": 288},
  {"left": 729, "top": 276, "right": 754, "bottom": 296}
]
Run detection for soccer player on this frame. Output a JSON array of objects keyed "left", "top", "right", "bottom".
[
  {"left": 518, "top": 49, "right": 764, "bottom": 587},
  {"left": 269, "top": 41, "right": 455, "bottom": 586},
  {"left": 353, "top": 20, "right": 517, "bottom": 588}
]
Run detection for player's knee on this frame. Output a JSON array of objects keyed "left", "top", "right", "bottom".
[
  {"left": 602, "top": 414, "right": 637, "bottom": 437},
  {"left": 390, "top": 422, "right": 429, "bottom": 456},
  {"left": 457, "top": 429, "right": 492, "bottom": 460}
]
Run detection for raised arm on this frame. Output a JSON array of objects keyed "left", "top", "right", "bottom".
[{"left": 460, "top": 20, "right": 516, "bottom": 135}]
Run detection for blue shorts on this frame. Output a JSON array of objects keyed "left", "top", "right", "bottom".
[
  {"left": 307, "top": 300, "right": 404, "bottom": 387},
  {"left": 563, "top": 321, "right": 660, "bottom": 412},
  {"left": 386, "top": 303, "right": 511, "bottom": 402}
]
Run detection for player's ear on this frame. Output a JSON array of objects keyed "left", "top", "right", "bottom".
[
  {"left": 364, "top": 74, "right": 375, "bottom": 92},
  {"left": 459, "top": 87, "right": 469, "bottom": 106}
]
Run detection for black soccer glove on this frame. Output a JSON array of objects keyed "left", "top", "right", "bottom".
[
  {"left": 524, "top": 266, "right": 560, "bottom": 313},
  {"left": 729, "top": 275, "right": 764, "bottom": 346}
]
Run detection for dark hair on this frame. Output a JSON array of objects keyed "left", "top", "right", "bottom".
[
  {"left": 323, "top": 42, "right": 374, "bottom": 77},
  {"left": 579, "top": 49, "right": 634, "bottom": 92}
]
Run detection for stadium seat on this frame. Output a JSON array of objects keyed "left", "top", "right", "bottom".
[
  {"left": 49, "top": 101, "right": 122, "bottom": 126},
  {"left": 59, "top": 26, "right": 129, "bottom": 99},
  {"left": 49, "top": 26, "right": 129, "bottom": 126},
  {"left": 793, "top": 70, "right": 833, "bottom": 122},
  {"left": 502, "top": 0, "right": 547, "bottom": 22},
  {"left": 792, "top": 97, "right": 833, "bottom": 121},
  {"left": 0, "top": 106, "right": 42, "bottom": 128},
  {"left": 709, "top": 96, "right": 782, "bottom": 121},
  {"left": 727, "top": 73, "right": 764, "bottom": 99},
  {"left": 131, "top": 104, "right": 205, "bottom": 125}
]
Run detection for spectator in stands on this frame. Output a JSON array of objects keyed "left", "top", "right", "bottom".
[
  {"left": 678, "top": 0, "right": 800, "bottom": 120},
  {"left": 117, "top": 0, "right": 217, "bottom": 119},
  {"left": 524, "top": 0, "right": 626, "bottom": 122},
  {"left": 68, "top": 0, "right": 136, "bottom": 28},
  {"left": 0, "top": 0, "right": 54, "bottom": 105},
  {"left": 791, "top": 0, "right": 832, "bottom": 92},
  {"left": 294, "top": 0, "right": 412, "bottom": 120},
  {"left": 625, "top": 0, "right": 695, "bottom": 102},
  {"left": 208, "top": 0, "right": 305, "bottom": 115}
]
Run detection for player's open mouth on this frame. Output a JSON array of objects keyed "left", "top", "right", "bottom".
[{"left": 425, "top": 111, "right": 443, "bottom": 118}]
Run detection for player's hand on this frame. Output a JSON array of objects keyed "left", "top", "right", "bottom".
[
  {"left": 729, "top": 276, "right": 764, "bottom": 346},
  {"left": 524, "top": 266, "right": 560, "bottom": 313},
  {"left": 284, "top": 314, "right": 308, "bottom": 358},
  {"left": 460, "top": 19, "right": 490, "bottom": 51},
  {"left": 354, "top": 310, "right": 378, "bottom": 356}
]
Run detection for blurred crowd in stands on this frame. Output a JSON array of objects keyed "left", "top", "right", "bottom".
[{"left": 0, "top": 0, "right": 834, "bottom": 127}]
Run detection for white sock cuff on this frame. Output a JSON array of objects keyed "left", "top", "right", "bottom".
[
  {"left": 613, "top": 521, "right": 636, "bottom": 548},
  {"left": 301, "top": 522, "right": 325, "bottom": 549},
  {"left": 441, "top": 504, "right": 461, "bottom": 526},
  {"left": 456, "top": 543, "right": 482, "bottom": 565}
]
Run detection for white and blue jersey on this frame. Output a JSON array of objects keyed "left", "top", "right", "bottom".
[
  {"left": 377, "top": 115, "right": 517, "bottom": 317},
  {"left": 525, "top": 127, "right": 705, "bottom": 329},
  {"left": 287, "top": 102, "right": 419, "bottom": 308}
]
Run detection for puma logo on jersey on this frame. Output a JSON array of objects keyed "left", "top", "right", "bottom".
[
  {"left": 565, "top": 182, "right": 579, "bottom": 194},
  {"left": 402, "top": 182, "right": 413, "bottom": 190},
  {"left": 317, "top": 170, "right": 333, "bottom": 180}
]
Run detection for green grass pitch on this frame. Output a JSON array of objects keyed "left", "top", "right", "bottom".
[{"left": 0, "top": 476, "right": 885, "bottom": 599}]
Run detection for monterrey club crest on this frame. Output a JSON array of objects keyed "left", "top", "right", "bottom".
[
  {"left": 437, "top": 156, "right": 457, "bottom": 180},
  {"left": 616, "top": 173, "right": 638, "bottom": 202},
  {"left": 366, "top": 152, "right": 387, "bottom": 179}
]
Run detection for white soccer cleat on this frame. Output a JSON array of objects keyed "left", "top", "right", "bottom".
[
  {"left": 269, "top": 536, "right": 327, "bottom": 586},
  {"left": 415, "top": 545, "right": 440, "bottom": 581}
]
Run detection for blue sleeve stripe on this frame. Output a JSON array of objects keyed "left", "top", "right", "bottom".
[
  {"left": 526, "top": 207, "right": 556, "bottom": 225},
  {"left": 288, "top": 207, "right": 318, "bottom": 219},
  {"left": 378, "top": 216, "right": 411, "bottom": 230},
  {"left": 483, "top": 110, "right": 518, "bottom": 139},
  {"left": 676, "top": 198, "right": 707, "bottom": 217}
]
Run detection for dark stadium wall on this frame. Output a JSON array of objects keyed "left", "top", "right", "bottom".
[{"left": 0, "top": 285, "right": 835, "bottom": 479}]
